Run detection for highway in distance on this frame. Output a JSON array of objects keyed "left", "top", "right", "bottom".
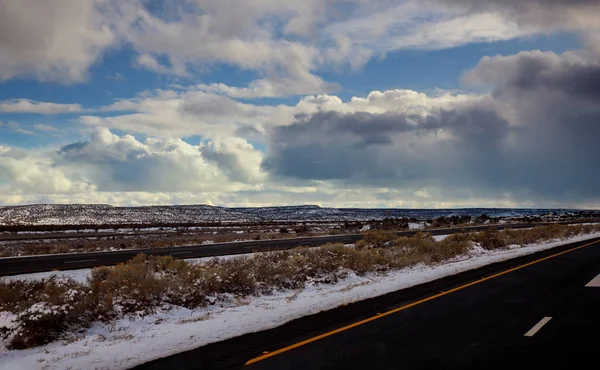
[
  {"left": 135, "top": 236, "right": 600, "bottom": 370},
  {"left": 0, "top": 222, "right": 569, "bottom": 276}
]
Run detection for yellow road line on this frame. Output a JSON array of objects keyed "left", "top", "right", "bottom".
[{"left": 245, "top": 238, "right": 600, "bottom": 366}]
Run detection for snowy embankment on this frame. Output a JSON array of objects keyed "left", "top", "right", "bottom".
[{"left": 2, "top": 232, "right": 600, "bottom": 370}]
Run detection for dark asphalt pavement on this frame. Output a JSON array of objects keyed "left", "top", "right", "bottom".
[
  {"left": 0, "top": 222, "right": 550, "bottom": 276},
  {"left": 134, "top": 236, "right": 600, "bottom": 370},
  {"left": 246, "top": 237, "right": 600, "bottom": 370}
]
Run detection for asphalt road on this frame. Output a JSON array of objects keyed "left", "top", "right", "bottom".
[
  {"left": 134, "top": 236, "right": 600, "bottom": 370},
  {"left": 0, "top": 230, "right": 174, "bottom": 242},
  {"left": 0, "top": 221, "right": 590, "bottom": 276},
  {"left": 247, "top": 237, "right": 600, "bottom": 370}
]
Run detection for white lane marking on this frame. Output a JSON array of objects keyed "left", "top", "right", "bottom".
[
  {"left": 63, "top": 259, "right": 97, "bottom": 264},
  {"left": 585, "top": 274, "right": 600, "bottom": 287},
  {"left": 524, "top": 317, "right": 552, "bottom": 337}
]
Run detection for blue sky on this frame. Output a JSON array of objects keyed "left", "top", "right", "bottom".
[{"left": 1, "top": 0, "right": 599, "bottom": 208}]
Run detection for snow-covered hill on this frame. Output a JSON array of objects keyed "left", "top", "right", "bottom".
[{"left": 0, "top": 204, "right": 595, "bottom": 226}]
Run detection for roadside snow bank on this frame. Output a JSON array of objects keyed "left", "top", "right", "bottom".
[
  {"left": 2, "top": 268, "right": 90, "bottom": 284},
  {"left": 2, "top": 232, "right": 600, "bottom": 370}
]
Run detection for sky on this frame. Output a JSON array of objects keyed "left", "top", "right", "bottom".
[{"left": 1, "top": 0, "right": 600, "bottom": 209}]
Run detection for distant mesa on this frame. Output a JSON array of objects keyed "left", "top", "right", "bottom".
[{"left": 0, "top": 204, "right": 593, "bottom": 226}]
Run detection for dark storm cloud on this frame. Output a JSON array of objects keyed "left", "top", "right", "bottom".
[
  {"left": 262, "top": 107, "right": 511, "bottom": 183},
  {"left": 465, "top": 51, "right": 600, "bottom": 101},
  {"left": 262, "top": 50, "right": 600, "bottom": 203}
]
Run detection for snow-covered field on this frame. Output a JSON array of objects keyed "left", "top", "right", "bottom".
[{"left": 2, "top": 232, "right": 600, "bottom": 370}]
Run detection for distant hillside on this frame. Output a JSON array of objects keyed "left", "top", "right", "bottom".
[{"left": 0, "top": 204, "right": 594, "bottom": 226}]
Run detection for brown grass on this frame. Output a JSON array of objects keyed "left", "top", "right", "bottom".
[{"left": 361, "top": 229, "right": 398, "bottom": 247}]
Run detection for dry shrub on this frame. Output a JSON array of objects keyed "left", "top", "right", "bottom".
[
  {"left": 342, "top": 248, "right": 387, "bottom": 275},
  {"left": 500, "top": 224, "right": 598, "bottom": 246},
  {"left": 54, "top": 244, "right": 71, "bottom": 254},
  {"left": 472, "top": 229, "right": 505, "bottom": 250},
  {"left": 354, "top": 239, "right": 368, "bottom": 250},
  {"left": 394, "top": 232, "right": 435, "bottom": 251},
  {"left": 295, "top": 244, "right": 349, "bottom": 284},
  {"left": 1, "top": 277, "right": 90, "bottom": 349},
  {"left": 394, "top": 233, "right": 469, "bottom": 263},
  {"left": 214, "top": 257, "right": 257, "bottom": 296},
  {"left": 251, "top": 252, "right": 307, "bottom": 292},
  {"left": 362, "top": 230, "right": 398, "bottom": 247},
  {"left": 436, "top": 235, "right": 471, "bottom": 261},
  {"left": 88, "top": 256, "right": 166, "bottom": 317}
]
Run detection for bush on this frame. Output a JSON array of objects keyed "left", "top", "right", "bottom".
[
  {"left": 362, "top": 230, "right": 397, "bottom": 247},
  {"left": 1, "top": 277, "right": 90, "bottom": 350},
  {"left": 472, "top": 229, "right": 505, "bottom": 250},
  {"left": 88, "top": 259, "right": 165, "bottom": 317},
  {"left": 436, "top": 235, "right": 471, "bottom": 261},
  {"left": 354, "top": 239, "right": 368, "bottom": 250},
  {"left": 394, "top": 232, "right": 435, "bottom": 252}
]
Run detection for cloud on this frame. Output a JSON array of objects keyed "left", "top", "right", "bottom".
[
  {"left": 87, "top": 86, "right": 487, "bottom": 142},
  {"left": 195, "top": 75, "right": 340, "bottom": 99},
  {"left": 439, "top": 0, "right": 600, "bottom": 54},
  {"left": 135, "top": 54, "right": 187, "bottom": 76},
  {"left": 262, "top": 107, "right": 510, "bottom": 183},
  {"left": 463, "top": 49, "right": 600, "bottom": 128},
  {"left": 0, "top": 0, "right": 115, "bottom": 83},
  {"left": 0, "top": 99, "right": 83, "bottom": 114},
  {"left": 261, "top": 50, "right": 600, "bottom": 204},
  {"left": 464, "top": 50, "right": 600, "bottom": 101},
  {"left": 443, "top": 0, "right": 600, "bottom": 32},
  {"left": 86, "top": 89, "right": 299, "bottom": 139},
  {"left": 106, "top": 72, "right": 126, "bottom": 82},
  {"left": 3, "top": 0, "right": 598, "bottom": 95},
  {"left": 1, "top": 70, "right": 600, "bottom": 208},
  {"left": 54, "top": 127, "right": 264, "bottom": 192},
  {"left": 33, "top": 124, "right": 61, "bottom": 133},
  {"left": 5, "top": 45, "right": 599, "bottom": 207},
  {"left": 0, "top": 121, "right": 34, "bottom": 135},
  {"left": 0, "top": 146, "right": 79, "bottom": 193}
]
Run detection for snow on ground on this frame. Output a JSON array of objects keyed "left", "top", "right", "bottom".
[
  {"left": 408, "top": 222, "right": 425, "bottom": 230},
  {"left": 433, "top": 234, "right": 449, "bottom": 241},
  {"left": 3, "top": 268, "right": 91, "bottom": 284},
  {"left": 2, "top": 232, "right": 600, "bottom": 370}
]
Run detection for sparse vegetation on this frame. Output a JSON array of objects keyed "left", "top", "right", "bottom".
[
  {"left": 2, "top": 223, "right": 600, "bottom": 350},
  {"left": 0, "top": 228, "right": 330, "bottom": 257},
  {"left": 471, "top": 224, "right": 597, "bottom": 250},
  {"left": 2, "top": 212, "right": 600, "bottom": 257}
]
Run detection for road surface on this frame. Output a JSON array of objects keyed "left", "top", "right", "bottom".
[
  {"left": 134, "top": 236, "right": 600, "bottom": 370},
  {"left": 0, "top": 222, "right": 588, "bottom": 276}
]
